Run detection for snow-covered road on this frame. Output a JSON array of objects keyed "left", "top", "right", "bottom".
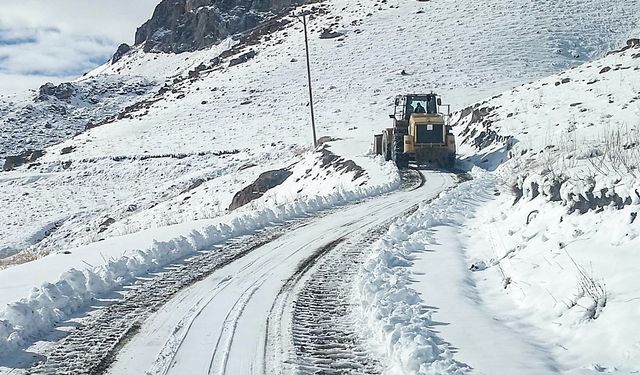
[
  {"left": 104, "top": 170, "right": 452, "bottom": 374},
  {"left": 412, "top": 226, "right": 559, "bottom": 374}
]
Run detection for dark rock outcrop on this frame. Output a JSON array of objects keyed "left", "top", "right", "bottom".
[
  {"left": 2, "top": 150, "right": 44, "bottom": 171},
  {"left": 37, "top": 82, "right": 77, "bottom": 101},
  {"left": 54, "top": 83, "right": 76, "bottom": 100},
  {"left": 112, "top": 43, "right": 132, "bottom": 64},
  {"left": 39, "top": 83, "right": 56, "bottom": 97},
  {"left": 319, "top": 29, "right": 344, "bottom": 39},
  {"left": 133, "top": 0, "right": 305, "bottom": 54},
  {"left": 229, "top": 169, "right": 292, "bottom": 210}
]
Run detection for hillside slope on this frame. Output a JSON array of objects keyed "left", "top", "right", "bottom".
[
  {"left": 0, "top": 0, "right": 639, "bottom": 371},
  {"left": 448, "top": 40, "right": 640, "bottom": 372}
]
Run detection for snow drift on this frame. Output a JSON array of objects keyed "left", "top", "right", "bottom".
[
  {"left": 356, "top": 170, "right": 493, "bottom": 375},
  {"left": 0, "top": 150, "right": 399, "bottom": 354}
]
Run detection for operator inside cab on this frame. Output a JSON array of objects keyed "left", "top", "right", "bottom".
[{"left": 406, "top": 96, "right": 437, "bottom": 118}]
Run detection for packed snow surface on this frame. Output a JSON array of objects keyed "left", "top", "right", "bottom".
[{"left": 0, "top": 0, "right": 639, "bottom": 372}]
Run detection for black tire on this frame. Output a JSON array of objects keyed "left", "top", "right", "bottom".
[
  {"left": 447, "top": 153, "right": 456, "bottom": 168},
  {"left": 391, "top": 133, "right": 409, "bottom": 169}
]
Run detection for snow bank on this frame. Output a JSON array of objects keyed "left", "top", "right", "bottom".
[
  {"left": 0, "top": 153, "right": 399, "bottom": 354},
  {"left": 448, "top": 41, "right": 640, "bottom": 372},
  {"left": 356, "top": 170, "right": 492, "bottom": 374}
]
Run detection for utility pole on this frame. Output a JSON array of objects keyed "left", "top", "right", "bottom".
[{"left": 295, "top": 12, "right": 317, "bottom": 148}]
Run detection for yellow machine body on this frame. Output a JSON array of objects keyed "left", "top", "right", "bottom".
[{"left": 374, "top": 93, "right": 456, "bottom": 168}]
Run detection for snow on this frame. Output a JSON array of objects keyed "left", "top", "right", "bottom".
[
  {"left": 2, "top": 0, "right": 638, "bottom": 262},
  {"left": 447, "top": 42, "right": 640, "bottom": 373},
  {"left": 411, "top": 225, "right": 559, "bottom": 375},
  {"left": 106, "top": 170, "right": 452, "bottom": 375},
  {"left": 0, "top": 0, "right": 639, "bottom": 371},
  {"left": 356, "top": 171, "right": 489, "bottom": 374},
  {"left": 0, "top": 149, "right": 399, "bottom": 355},
  {"left": 353, "top": 36, "right": 640, "bottom": 374},
  {"left": 463, "top": 179, "right": 640, "bottom": 373}
]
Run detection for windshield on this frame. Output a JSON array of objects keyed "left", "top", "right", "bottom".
[{"left": 406, "top": 96, "right": 438, "bottom": 115}]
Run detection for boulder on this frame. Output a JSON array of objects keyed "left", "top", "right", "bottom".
[
  {"left": 319, "top": 29, "right": 344, "bottom": 39},
  {"left": 229, "top": 169, "right": 292, "bottom": 210},
  {"left": 228, "top": 50, "right": 257, "bottom": 67},
  {"left": 39, "top": 82, "right": 56, "bottom": 96},
  {"left": 54, "top": 83, "right": 76, "bottom": 100}
]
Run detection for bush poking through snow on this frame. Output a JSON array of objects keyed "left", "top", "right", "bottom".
[
  {"left": 587, "top": 126, "right": 640, "bottom": 179},
  {"left": 565, "top": 251, "right": 607, "bottom": 320}
]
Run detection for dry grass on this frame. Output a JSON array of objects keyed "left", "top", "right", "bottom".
[{"left": 0, "top": 250, "right": 39, "bottom": 269}]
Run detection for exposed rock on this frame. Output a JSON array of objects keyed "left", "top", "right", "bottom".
[
  {"left": 3, "top": 156, "right": 22, "bottom": 172},
  {"left": 37, "top": 82, "right": 77, "bottom": 101},
  {"left": 39, "top": 83, "right": 56, "bottom": 97},
  {"left": 319, "top": 148, "right": 366, "bottom": 181},
  {"left": 98, "top": 218, "right": 116, "bottom": 233},
  {"left": 316, "top": 136, "right": 340, "bottom": 146},
  {"left": 61, "top": 146, "right": 75, "bottom": 155},
  {"left": 229, "top": 169, "right": 293, "bottom": 210},
  {"left": 54, "top": 83, "right": 76, "bottom": 100},
  {"left": 228, "top": 50, "right": 257, "bottom": 67},
  {"left": 133, "top": 0, "right": 306, "bottom": 54},
  {"left": 319, "top": 29, "right": 344, "bottom": 39},
  {"left": 2, "top": 150, "right": 44, "bottom": 172},
  {"left": 608, "top": 38, "right": 640, "bottom": 55},
  {"left": 112, "top": 43, "right": 132, "bottom": 64}
]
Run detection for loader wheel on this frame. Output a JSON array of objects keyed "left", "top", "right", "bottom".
[
  {"left": 395, "top": 153, "right": 409, "bottom": 169},
  {"left": 392, "top": 134, "right": 409, "bottom": 169},
  {"left": 447, "top": 154, "right": 456, "bottom": 168}
]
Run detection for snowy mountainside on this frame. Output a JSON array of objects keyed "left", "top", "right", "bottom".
[
  {"left": 0, "top": 0, "right": 639, "bottom": 367},
  {"left": 448, "top": 41, "right": 640, "bottom": 372},
  {"left": 0, "top": 76, "right": 157, "bottom": 161},
  {"left": 0, "top": 0, "right": 638, "bottom": 281},
  {"left": 454, "top": 38, "right": 640, "bottom": 205}
]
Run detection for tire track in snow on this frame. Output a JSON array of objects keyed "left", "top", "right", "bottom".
[
  {"left": 150, "top": 276, "right": 234, "bottom": 375},
  {"left": 31, "top": 170, "right": 427, "bottom": 375},
  {"left": 266, "top": 198, "right": 425, "bottom": 373},
  {"left": 212, "top": 279, "right": 266, "bottom": 375},
  {"left": 286, "top": 223, "right": 393, "bottom": 374},
  {"left": 32, "top": 230, "right": 287, "bottom": 375}
]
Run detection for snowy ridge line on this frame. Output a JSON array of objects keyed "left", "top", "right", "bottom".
[
  {"left": 356, "top": 169, "right": 493, "bottom": 375},
  {"left": 0, "top": 155, "right": 400, "bottom": 356}
]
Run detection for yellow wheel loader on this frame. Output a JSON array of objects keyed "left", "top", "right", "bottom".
[{"left": 373, "top": 93, "right": 455, "bottom": 169}]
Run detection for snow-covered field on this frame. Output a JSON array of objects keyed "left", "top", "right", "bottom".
[{"left": 1, "top": 0, "right": 639, "bottom": 372}]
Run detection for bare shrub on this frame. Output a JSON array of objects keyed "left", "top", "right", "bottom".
[
  {"left": 565, "top": 250, "right": 607, "bottom": 320},
  {"left": 588, "top": 124, "right": 640, "bottom": 178}
]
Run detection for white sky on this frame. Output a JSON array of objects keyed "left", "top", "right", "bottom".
[{"left": 0, "top": 0, "right": 159, "bottom": 96}]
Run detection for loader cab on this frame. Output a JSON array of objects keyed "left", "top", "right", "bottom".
[{"left": 391, "top": 94, "right": 445, "bottom": 121}]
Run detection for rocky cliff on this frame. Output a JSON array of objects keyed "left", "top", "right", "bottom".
[{"left": 133, "top": 0, "right": 304, "bottom": 53}]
